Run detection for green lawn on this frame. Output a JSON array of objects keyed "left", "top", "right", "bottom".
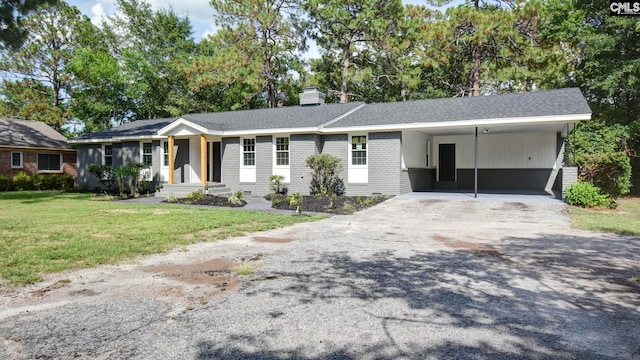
[
  {"left": 570, "top": 197, "right": 640, "bottom": 236},
  {"left": 0, "top": 191, "right": 322, "bottom": 286}
]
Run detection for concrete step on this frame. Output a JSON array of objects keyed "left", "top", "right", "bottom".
[{"left": 156, "top": 183, "right": 231, "bottom": 199}]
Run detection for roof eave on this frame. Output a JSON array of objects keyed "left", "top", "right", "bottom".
[{"left": 321, "top": 113, "right": 592, "bottom": 134}]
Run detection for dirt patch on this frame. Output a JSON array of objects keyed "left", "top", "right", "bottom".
[
  {"left": 432, "top": 234, "right": 500, "bottom": 253},
  {"left": 143, "top": 259, "right": 240, "bottom": 290},
  {"left": 30, "top": 280, "right": 69, "bottom": 297},
  {"left": 253, "top": 236, "right": 293, "bottom": 243}
]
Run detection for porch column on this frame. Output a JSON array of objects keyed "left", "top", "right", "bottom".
[
  {"left": 168, "top": 136, "right": 175, "bottom": 184},
  {"left": 200, "top": 134, "right": 207, "bottom": 185},
  {"left": 474, "top": 127, "right": 478, "bottom": 198}
]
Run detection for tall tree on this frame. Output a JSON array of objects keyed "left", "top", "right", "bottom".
[
  {"left": 0, "top": 0, "right": 57, "bottom": 50},
  {"left": 208, "top": 0, "right": 306, "bottom": 108},
  {"left": 428, "top": 0, "right": 540, "bottom": 96},
  {"left": 0, "top": 1, "right": 90, "bottom": 130},
  {"left": 305, "top": 0, "right": 404, "bottom": 103},
  {"left": 100, "top": 0, "right": 196, "bottom": 120}
]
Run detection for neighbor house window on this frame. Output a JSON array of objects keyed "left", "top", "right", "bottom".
[
  {"left": 163, "top": 142, "right": 169, "bottom": 166},
  {"left": 103, "top": 144, "right": 113, "bottom": 166},
  {"left": 275, "top": 137, "right": 289, "bottom": 166},
  {"left": 37, "top": 153, "right": 61, "bottom": 172},
  {"left": 11, "top": 152, "right": 22, "bottom": 168},
  {"left": 243, "top": 138, "right": 256, "bottom": 166},
  {"left": 351, "top": 135, "right": 367, "bottom": 165},
  {"left": 142, "top": 142, "right": 152, "bottom": 166}
]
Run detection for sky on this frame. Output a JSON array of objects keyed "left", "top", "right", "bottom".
[{"left": 65, "top": 0, "right": 457, "bottom": 58}]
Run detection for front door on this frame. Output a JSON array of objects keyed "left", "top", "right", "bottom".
[
  {"left": 212, "top": 142, "right": 221, "bottom": 182},
  {"left": 438, "top": 143, "right": 456, "bottom": 182}
]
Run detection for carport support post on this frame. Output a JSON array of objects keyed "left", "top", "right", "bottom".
[{"left": 474, "top": 127, "right": 478, "bottom": 198}]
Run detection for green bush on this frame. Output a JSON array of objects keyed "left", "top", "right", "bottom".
[
  {"left": 305, "top": 154, "right": 342, "bottom": 196},
  {"left": 61, "top": 174, "right": 75, "bottom": 190},
  {"left": 185, "top": 190, "right": 205, "bottom": 202},
  {"left": 269, "top": 175, "right": 287, "bottom": 195},
  {"left": 228, "top": 190, "right": 244, "bottom": 205},
  {"left": 12, "top": 171, "right": 33, "bottom": 190},
  {"left": 572, "top": 122, "right": 631, "bottom": 199},
  {"left": 0, "top": 175, "right": 11, "bottom": 191},
  {"left": 564, "top": 182, "right": 611, "bottom": 208}
]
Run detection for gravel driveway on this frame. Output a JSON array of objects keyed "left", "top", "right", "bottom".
[{"left": 1, "top": 196, "right": 639, "bottom": 359}]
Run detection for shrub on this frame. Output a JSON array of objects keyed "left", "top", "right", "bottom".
[
  {"left": 305, "top": 154, "right": 342, "bottom": 196},
  {"left": 228, "top": 190, "right": 244, "bottom": 205},
  {"left": 61, "top": 174, "right": 75, "bottom": 191},
  {"left": 287, "top": 192, "right": 303, "bottom": 214},
  {"left": 269, "top": 175, "right": 287, "bottom": 195},
  {"left": 564, "top": 182, "right": 611, "bottom": 208},
  {"left": 572, "top": 122, "right": 631, "bottom": 199},
  {"left": 191, "top": 190, "right": 205, "bottom": 202},
  {"left": 12, "top": 171, "right": 33, "bottom": 190},
  {"left": 31, "top": 174, "right": 45, "bottom": 190},
  {"left": 88, "top": 163, "right": 115, "bottom": 191},
  {"left": 166, "top": 193, "right": 177, "bottom": 203},
  {"left": 0, "top": 175, "right": 11, "bottom": 191}
]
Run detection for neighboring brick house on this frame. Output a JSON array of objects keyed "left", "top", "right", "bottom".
[
  {"left": 0, "top": 119, "right": 77, "bottom": 180},
  {"left": 71, "top": 88, "right": 591, "bottom": 197}
]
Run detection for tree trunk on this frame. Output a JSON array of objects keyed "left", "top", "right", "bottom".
[
  {"left": 471, "top": 0, "right": 481, "bottom": 97},
  {"left": 340, "top": 41, "right": 351, "bottom": 104},
  {"left": 263, "top": 29, "right": 277, "bottom": 108},
  {"left": 471, "top": 43, "right": 481, "bottom": 96}
]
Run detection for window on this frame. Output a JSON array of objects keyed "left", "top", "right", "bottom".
[
  {"left": 351, "top": 135, "right": 367, "bottom": 165},
  {"left": 104, "top": 144, "right": 113, "bottom": 166},
  {"left": 11, "top": 152, "right": 22, "bottom": 168},
  {"left": 275, "top": 137, "right": 289, "bottom": 166},
  {"left": 142, "top": 142, "right": 152, "bottom": 167},
  {"left": 37, "top": 153, "right": 61, "bottom": 172},
  {"left": 243, "top": 138, "right": 255, "bottom": 166},
  {"left": 163, "top": 142, "right": 169, "bottom": 166}
]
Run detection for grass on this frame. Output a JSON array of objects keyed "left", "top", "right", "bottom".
[
  {"left": 0, "top": 191, "right": 323, "bottom": 286},
  {"left": 569, "top": 197, "right": 640, "bottom": 236},
  {"left": 232, "top": 264, "right": 257, "bottom": 276}
]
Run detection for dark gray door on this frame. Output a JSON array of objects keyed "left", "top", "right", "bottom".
[
  {"left": 438, "top": 143, "right": 456, "bottom": 182},
  {"left": 174, "top": 139, "right": 189, "bottom": 183},
  {"left": 212, "top": 142, "right": 221, "bottom": 183}
]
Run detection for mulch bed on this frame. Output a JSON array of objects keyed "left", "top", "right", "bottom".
[
  {"left": 267, "top": 194, "right": 391, "bottom": 214},
  {"left": 166, "top": 195, "right": 246, "bottom": 207}
]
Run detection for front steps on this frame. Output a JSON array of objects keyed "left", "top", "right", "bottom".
[{"left": 156, "top": 183, "right": 231, "bottom": 199}]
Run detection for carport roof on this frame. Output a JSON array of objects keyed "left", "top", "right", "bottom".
[{"left": 323, "top": 88, "right": 591, "bottom": 128}]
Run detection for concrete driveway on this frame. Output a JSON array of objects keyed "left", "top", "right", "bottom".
[{"left": 1, "top": 196, "right": 639, "bottom": 359}]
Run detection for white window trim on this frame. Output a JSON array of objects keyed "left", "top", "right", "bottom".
[
  {"left": 272, "top": 135, "right": 290, "bottom": 183},
  {"left": 273, "top": 135, "right": 290, "bottom": 168},
  {"left": 102, "top": 143, "right": 113, "bottom": 166},
  {"left": 348, "top": 133, "right": 368, "bottom": 184},
  {"left": 161, "top": 140, "right": 169, "bottom": 168},
  {"left": 140, "top": 141, "right": 153, "bottom": 181},
  {"left": 240, "top": 137, "right": 257, "bottom": 183},
  {"left": 36, "top": 152, "right": 62, "bottom": 173},
  {"left": 240, "top": 137, "right": 256, "bottom": 169},
  {"left": 11, "top": 151, "right": 23, "bottom": 169}
]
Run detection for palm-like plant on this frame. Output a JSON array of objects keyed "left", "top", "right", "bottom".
[{"left": 113, "top": 165, "right": 128, "bottom": 197}]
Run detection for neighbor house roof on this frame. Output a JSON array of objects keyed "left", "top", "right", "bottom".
[
  {"left": 0, "top": 118, "right": 72, "bottom": 150},
  {"left": 70, "top": 88, "right": 591, "bottom": 143}
]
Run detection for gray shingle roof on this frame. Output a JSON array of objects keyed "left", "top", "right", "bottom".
[
  {"left": 0, "top": 118, "right": 70, "bottom": 149},
  {"left": 325, "top": 88, "right": 591, "bottom": 128},
  {"left": 181, "top": 102, "right": 364, "bottom": 131},
  {"left": 70, "top": 88, "right": 590, "bottom": 142},
  {"left": 73, "top": 118, "right": 176, "bottom": 141}
]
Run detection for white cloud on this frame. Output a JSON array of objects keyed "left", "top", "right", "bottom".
[
  {"left": 146, "top": 0, "right": 215, "bottom": 23},
  {"left": 200, "top": 23, "right": 220, "bottom": 41}
]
